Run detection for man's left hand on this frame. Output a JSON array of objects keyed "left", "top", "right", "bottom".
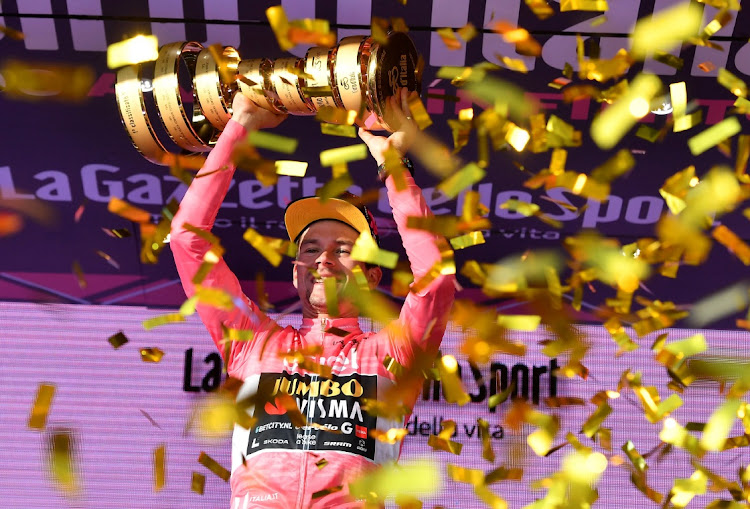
[{"left": 358, "top": 88, "right": 418, "bottom": 166}]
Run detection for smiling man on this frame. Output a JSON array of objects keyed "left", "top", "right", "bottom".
[{"left": 170, "top": 89, "right": 455, "bottom": 508}]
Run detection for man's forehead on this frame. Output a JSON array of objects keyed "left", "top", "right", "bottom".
[{"left": 298, "top": 220, "right": 360, "bottom": 242}]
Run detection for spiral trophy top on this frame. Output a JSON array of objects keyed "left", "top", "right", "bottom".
[{"left": 115, "top": 30, "right": 422, "bottom": 165}]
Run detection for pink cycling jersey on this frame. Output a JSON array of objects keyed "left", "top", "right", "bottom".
[{"left": 170, "top": 120, "right": 455, "bottom": 508}]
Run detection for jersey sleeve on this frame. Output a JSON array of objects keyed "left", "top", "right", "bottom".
[
  {"left": 169, "top": 120, "right": 275, "bottom": 363},
  {"left": 382, "top": 172, "right": 456, "bottom": 367}
]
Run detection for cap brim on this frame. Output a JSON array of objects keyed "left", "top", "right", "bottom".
[{"left": 284, "top": 197, "right": 371, "bottom": 242}]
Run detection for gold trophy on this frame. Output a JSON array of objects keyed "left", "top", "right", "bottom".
[{"left": 115, "top": 31, "right": 422, "bottom": 165}]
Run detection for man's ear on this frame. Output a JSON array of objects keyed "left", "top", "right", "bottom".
[
  {"left": 292, "top": 261, "right": 299, "bottom": 289},
  {"left": 366, "top": 266, "right": 382, "bottom": 289}
]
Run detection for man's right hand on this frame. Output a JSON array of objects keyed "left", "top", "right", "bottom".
[{"left": 231, "top": 92, "right": 287, "bottom": 132}]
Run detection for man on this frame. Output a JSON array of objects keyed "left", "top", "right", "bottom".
[{"left": 170, "top": 88, "right": 455, "bottom": 508}]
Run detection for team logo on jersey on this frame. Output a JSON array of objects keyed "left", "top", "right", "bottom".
[
  {"left": 264, "top": 398, "right": 287, "bottom": 415},
  {"left": 355, "top": 425, "right": 368, "bottom": 439}
]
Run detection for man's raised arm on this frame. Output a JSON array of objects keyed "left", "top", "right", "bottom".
[
  {"left": 358, "top": 89, "right": 456, "bottom": 366},
  {"left": 169, "top": 94, "right": 286, "bottom": 356}
]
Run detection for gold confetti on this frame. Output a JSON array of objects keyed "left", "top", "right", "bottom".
[
  {"left": 275, "top": 160, "right": 308, "bottom": 177},
  {"left": 560, "top": 0, "right": 608, "bottom": 11},
  {"left": 496, "top": 315, "right": 541, "bottom": 330},
  {"left": 47, "top": 429, "right": 79, "bottom": 493},
  {"left": 447, "top": 464, "right": 485, "bottom": 486},
  {"left": 457, "top": 22, "right": 478, "bottom": 41},
  {"left": 622, "top": 440, "right": 648, "bottom": 472},
  {"left": 288, "top": 18, "right": 335, "bottom": 47},
  {"left": 718, "top": 68, "right": 747, "bottom": 98},
  {"left": 712, "top": 226, "right": 750, "bottom": 265},
  {"left": 319, "top": 144, "right": 368, "bottom": 166},
  {"left": 0, "top": 24, "right": 24, "bottom": 40},
  {"left": 581, "top": 401, "right": 612, "bottom": 438},
  {"left": 525, "top": 0, "right": 555, "bottom": 19},
  {"left": 28, "top": 383, "right": 56, "bottom": 430},
  {"left": 0, "top": 60, "right": 95, "bottom": 102},
  {"left": 315, "top": 458, "right": 328, "bottom": 469},
  {"left": 437, "top": 163, "right": 486, "bottom": 199},
  {"left": 372, "top": 428, "right": 409, "bottom": 444},
  {"left": 107, "top": 35, "right": 159, "bottom": 69},
  {"left": 312, "top": 486, "right": 343, "bottom": 499},
  {"left": 688, "top": 117, "right": 742, "bottom": 156},
  {"left": 437, "top": 27, "right": 462, "bottom": 50},
  {"left": 243, "top": 228, "right": 283, "bottom": 266},
  {"left": 140, "top": 348, "right": 165, "bottom": 363},
  {"left": 320, "top": 123, "right": 357, "bottom": 138},
  {"left": 591, "top": 73, "right": 662, "bottom": 149},
  {"left": 71, "top": 260, "right": 87, "bottom": 289},
  {"left": 95, "top": 250, "right": 120, "bottom": 270},
  {"left": 266, "top": 6, "right": 293, "bottom": 51},
  {"left": 108, "top": 331, "right": 128, "bottom": 349},
  {"left": 438, "top": 355, "right": 471, "bottom": 405},
  {"left": 428, "top": 420, "right": 464, "bottom": 455},
  {"left": 654, "top": 51, "right": 684, "bottom": 70},
  {"left": 0, "top": 211, "right": 23, "bottom": 236},
  {"left": 143, "top": 313, "right": 185, "bottom": 330},
  {"left": 248, "top": 131, "right": 298, "bottom": 154},
  {"left": 198, "top": 451, "right": 230, "bottom": 482},
  {"left": 316, "top": 106, "right": 357, "bottom": 125},
  {"left": 450, "top": 231, "right": 486, "bottom": 250},
  {"left": 351, "top": 230, "right": 398, "bottom": 269},
  {"left": 478, "top": 418, "right": 495, "bottom": 462},
  {"left": 191, "top": 472, "right": 205, "bottom": 495},
  {"left": 102, "top": 226, "right": 132, "bottom": 238},
  {"left": 629, "top": 2, "right": 703, "bottom": 60},
  {"left": 406, "top": 94, "right": 433, "bottom": 130},
  {"left": 490, "top": 21, "right": 541, "bottom": 57},
  {"left": 153, "top": 444, "right": 165, "bottom": 492},
  {"left": 700, "top": 399, "right": 741, "bottom": 451},
  {"left": 108, "top": 196, "right": 151, "bottom": 224}
]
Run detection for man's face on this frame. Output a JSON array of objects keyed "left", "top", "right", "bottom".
[{"left": 292, "top": 220, "right": 381, "bottom": 318}]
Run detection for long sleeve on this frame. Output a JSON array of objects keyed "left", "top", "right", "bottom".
[
  {"left": 384, "top": 172, "right": 456, "bottom": 366},
  {"left": 169, "top": 120, "right": 271, "bottom": 360}
]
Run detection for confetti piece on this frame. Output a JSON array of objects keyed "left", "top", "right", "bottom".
[
  {"left": 143, "top": 313, "right": 185, "bottom": 330},
  {"left": 0, "top": 24, "right": 24, "bottom": 40},
  {"left": 288, "top": 18, "right": 336, "bottom": 47},
  {"left": 0, "top": 60, "right": 95, "bottom": 102},
  {"left": 629, "top": 2, "right": 703, "bottom": 60},
  {"left": 320, "top": 123, "right": 357, "bottom": 138},
  {"left": 198, "top": 451, "right": 230, "bottom": 482},
  {"left": 478, "top": 419, "right": 495, "bottom": 462},
  {"left": 718, "top": 68, "right": 747, "bottom": 98},
  {"left": 275, "top": 160, "right": 308, "bottom": 177},
  {"left": 319, "top": 144, "right": 369, "bottom": 166},
  {"left": 107, "top": 35, "right": 159, "bottom": 69},
  {"left": 312, "top": 486, "right": 344, "bottom": 499},
  {"left": 108, "top": 196, "right": 151, "bottom": 223},
  {"left": 243, "top": 228, "right": 283, "bottom": 266},
  {"left": 525, "top": 0, "right": 555, "bottom": 19},
  {"left": 437, "top": 27, "right": 462, "bottom": 50},
  {"left": 581, "top": 401, "right": 612, "bottom": 438},
  {"left": 248, "top": 131, "right": 298, "bottom": 154},
  {"left": 316, "top": 106, "right": 357, "bottom": 125},
  {"left": 496, "top": 314, "right": 541, "bottom": 331},
  {"left": 351, "top": 230, "right": 398, "bottom": 269},
  {"left": 266, "top": 6, "right": 293, "bottom": 51},
  {"left": 95, "top": 250, "right": 120, "bottom": 270},
  {"left": 140, "top": 348, "right": 165, "bottom": 363},
  {"left": 450, "top": 231, "right": 486, "bottom": 250},
  {"left": 700, "top": 399, "right": 741, "bottom": 451},
  {"left": 316, "top": 458, "right": 328, "bottom": 469},
  {"left": 560, "top": 0, "right": 608, "bottom": 11},
  {"left": 457, "top": 22, "right": 478, "bottom": 42},
  {"left": 590, "top": 73, "right": 662, "bottom": 149},
  {"left": 437, "top": 163, "right": 486, "bottom": 199},
  {"left": 28, "top": 383, "right": 55, "bottom": 430},
  {"left": 47, "top": 429, "right": 79, "bottom": 493},
  {"left": 191, "top": 472, "right": 205, "bottom": 495},
  {"left": 102, "top": 227, "right": 131, "bottom": 238},
  {"left": 371, "top": 428, "right": 409, "bottom": 444},
  {"left": 622, "top": 440, "right": 648, "bottom": 472},
  {"left": 447, "top": 464, "right": 484, "bottom": 485},
  {"left": 139, "top": 409, "right": 162, "bottom": 429},
  {"left": 153, "top": 444, "right": 165, "bottom": 492},
  {"left": 0, "top": 211, "right": 23, "bottom": 236},
  {"left": 688, "top": 117, "right": 742, "bottom": 156},
  {"left": 437, "top": 355, "right": 471, "bottom": 405},
  {"left": 71, "top": 260, "right": 87, "bottom": 289},
  {"left": 108, "top": 331, "right": 128, "bottom": 349}
]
